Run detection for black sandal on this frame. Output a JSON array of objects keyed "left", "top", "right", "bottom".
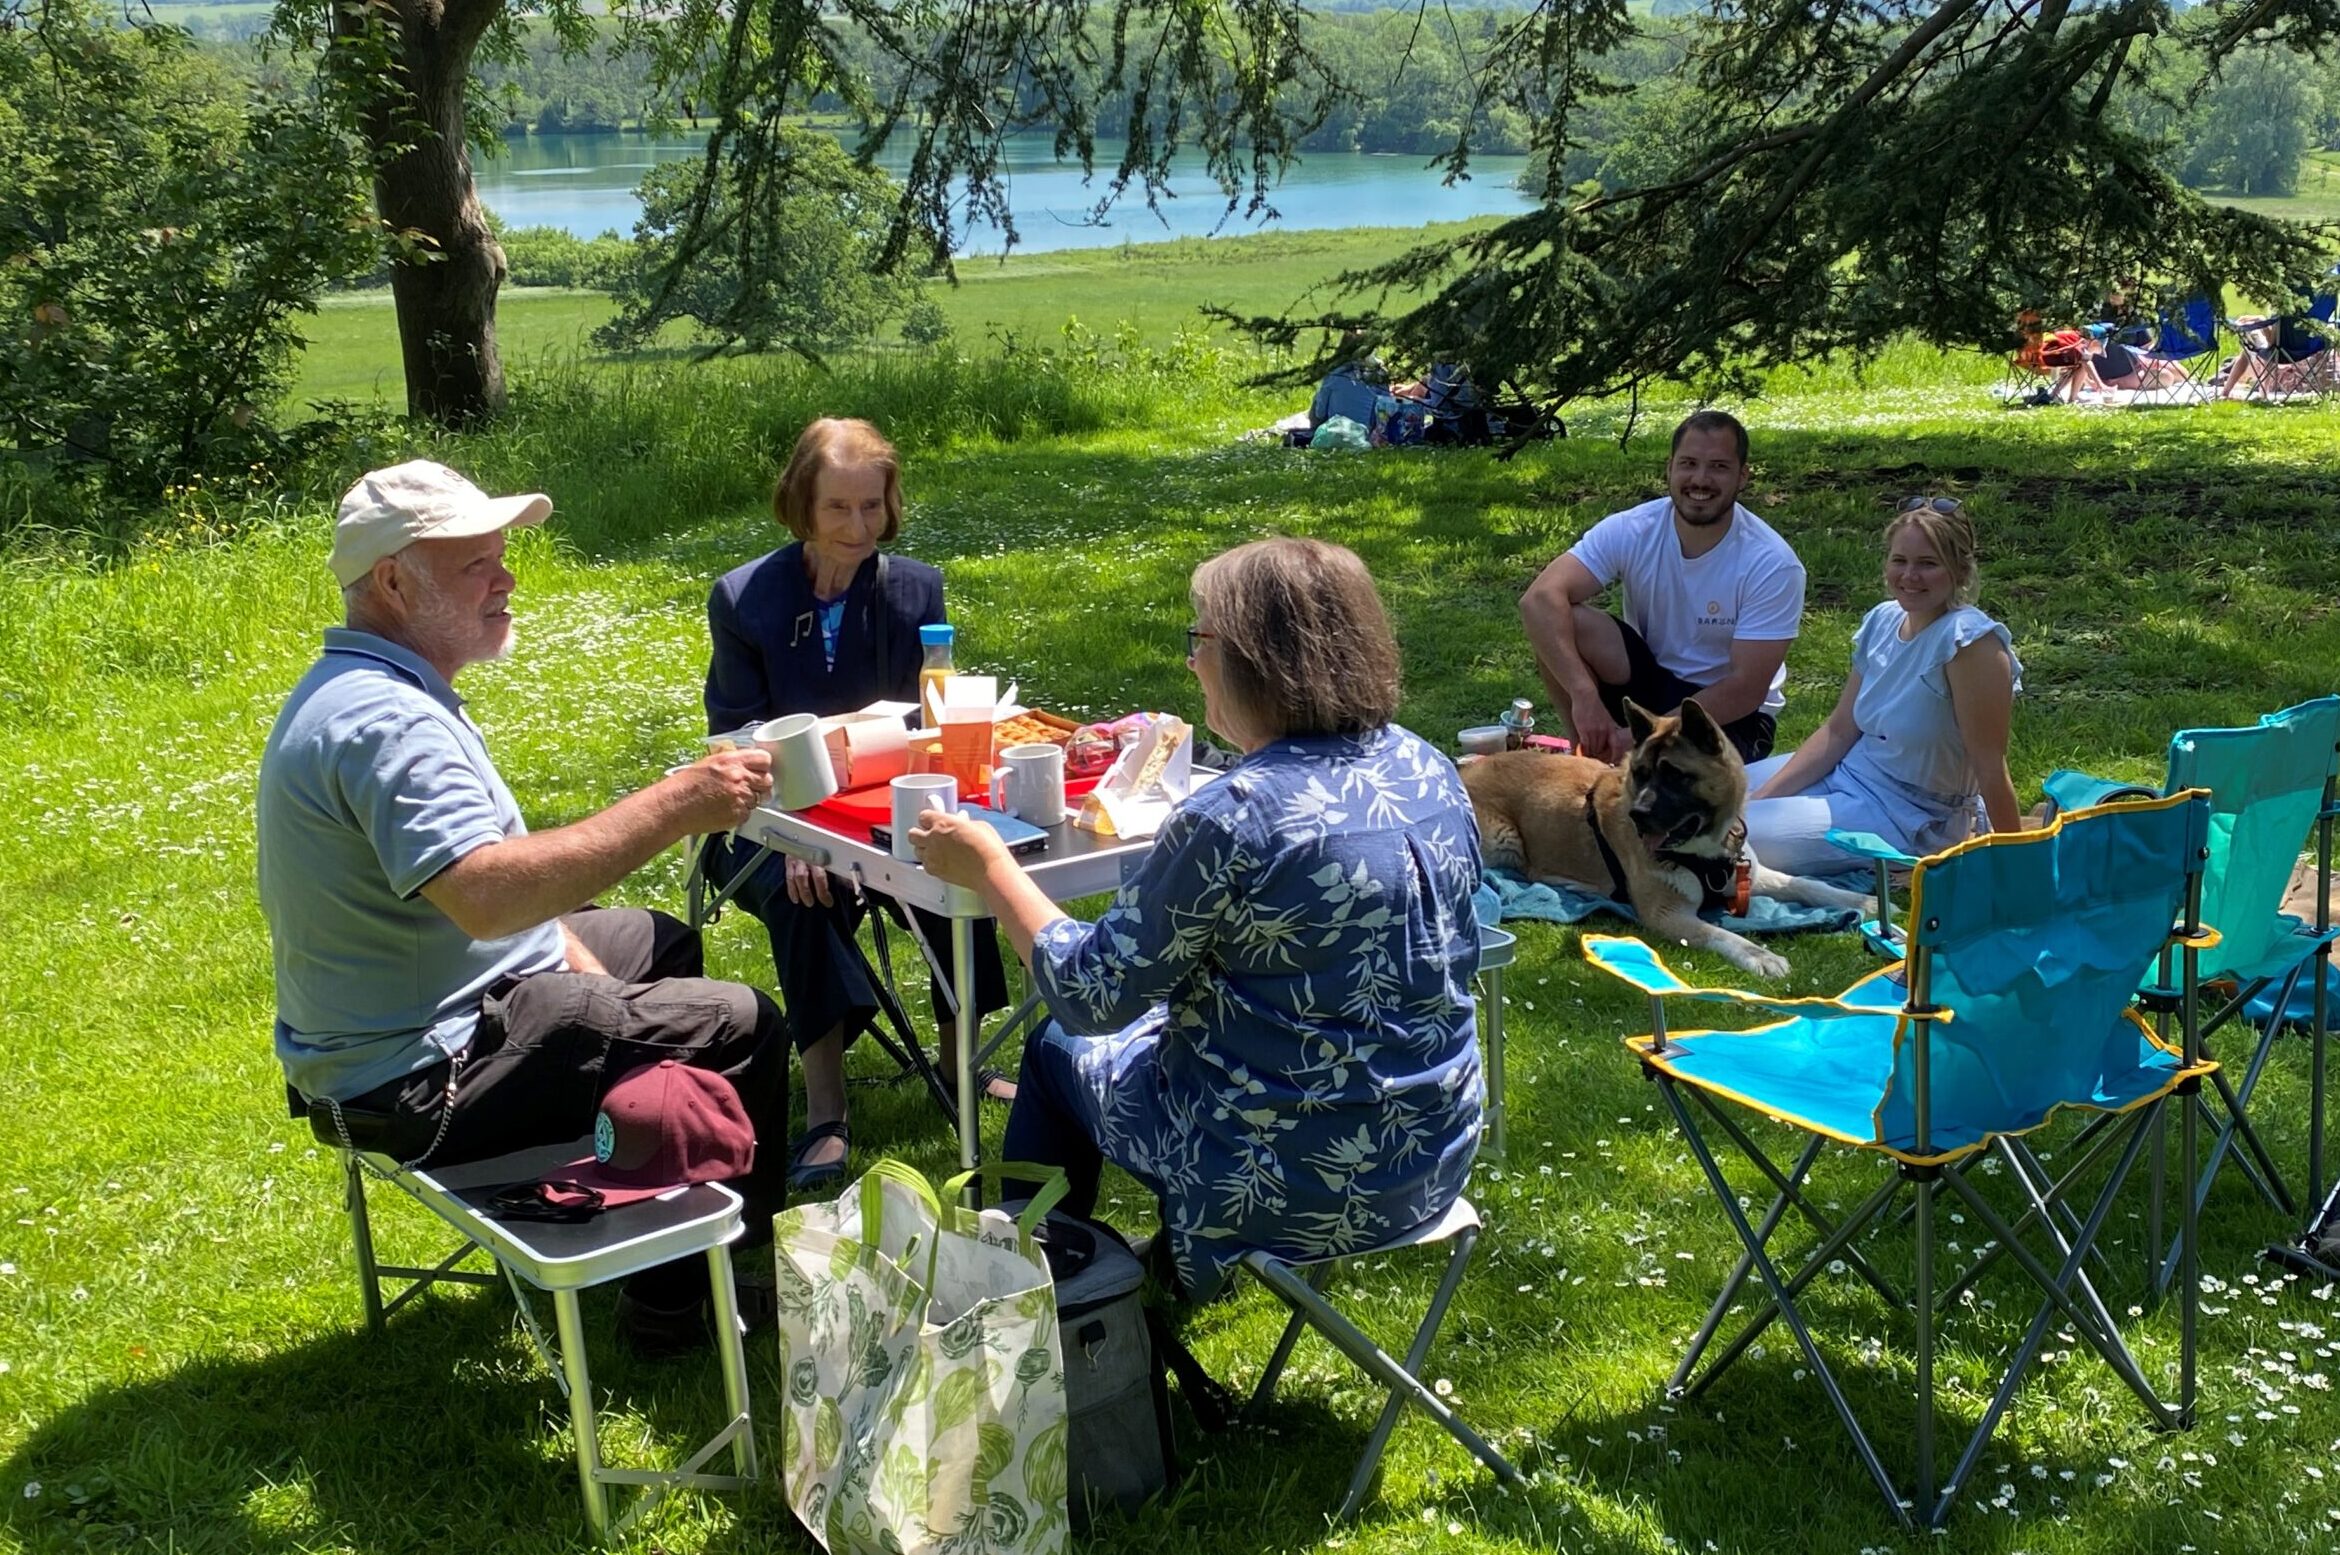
[
  {"left": 976, "top": 1065, "right": 1017, "bottom": 1106},
  {"left": 785, "top": 1120, "right": 852, "bottom": 1195}
]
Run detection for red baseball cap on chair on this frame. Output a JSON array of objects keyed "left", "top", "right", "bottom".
[{"left": 556, "top": 1061, "right": 756, "bottom": 1206}]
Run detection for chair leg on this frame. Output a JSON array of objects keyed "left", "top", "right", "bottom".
[
  {"left": 1244, "top": 1254, "right": 1519, "bottom": 1508},
  {"left": 1662, "top": 1083, "right": 1910, "bottom": 1529},
  {"left": 1335, "top": 1229, "right": 1481, "bottom": 1520},
  {"left": 1248, "top": 1265, "right": 1331, "bottom": 1414},
  {"left": 1933, "top": 1116, "right": 2169, "bottom": 1526},
  {"left": 707, "top": 1244, "right": 759, "bottom": 1482},
  {"left": 1913, "top": 1170, "right": 1936, "bottom": 1520},
  {"left": 553, "top": 1288, "right": 612, "bottom": 1543},
  {"left": 1695, "top": 1091, "right": 1901, "bottom": 1306},
  {"left": 1672, "top": 1134, "right": 1827, "bottom": 1393},
  {"left": 343, "top": 1152, "right": 385, "bottom": 1334},
  {"left": 1678, "top": 1172, "right": 1902, "bottom": 1401}
]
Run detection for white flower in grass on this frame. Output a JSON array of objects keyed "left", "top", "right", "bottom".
[{"left": 21, "top": 1483, "right": 37, "bottom": 1500}]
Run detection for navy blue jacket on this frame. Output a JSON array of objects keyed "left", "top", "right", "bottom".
[{"left": 705, "top": 543, "right": 946, "bottom": 734}]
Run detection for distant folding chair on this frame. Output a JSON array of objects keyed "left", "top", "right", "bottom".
[
  {"left": 2140, "top": 296, "right": 2222, "bottom": 403},
  {"left": 2225, "top": 290, "right": 2339, "bottom": 400},
  {"left": 1587, "top": 792, "right": 2216, "bottom": 1530},
  {"left": 2002, "top": 310, "right": 2061, "bottom": 403},
  {"left": 2044, "top": 698, "right": 2340, "bottom": 1289}
]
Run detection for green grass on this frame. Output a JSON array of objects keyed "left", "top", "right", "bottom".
[
  {"left": 290, "top": 221, "right": 1525, "bottom": 410},
  {"left": 7, "top": 340, "right": 2340, "bottom": 1555}
]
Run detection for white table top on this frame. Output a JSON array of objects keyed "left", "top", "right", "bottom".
[{"left": 732, "top": 797, "right": 1168, "bottom": 918}]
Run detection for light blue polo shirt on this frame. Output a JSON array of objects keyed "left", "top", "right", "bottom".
[{"left": 258, "top": 628, "right": 565, "bottom": 1101}]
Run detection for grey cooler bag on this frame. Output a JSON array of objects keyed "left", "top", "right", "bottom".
[{"left": 1031, "top": 1212, "right": 1174, "bottom": 1528}]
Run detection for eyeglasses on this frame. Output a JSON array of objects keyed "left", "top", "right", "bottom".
[
  {"left": 1185, "top": 627, "right": 1216, "bottom": 659},
  {"left": 1897, "top": 495, "right": 1965, "bottom": 515}
]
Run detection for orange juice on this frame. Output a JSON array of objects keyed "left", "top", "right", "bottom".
[{"left": 919, "top": 665, "right": 952, "bottom": 727}]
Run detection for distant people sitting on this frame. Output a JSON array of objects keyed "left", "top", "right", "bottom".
[
  {"left": 2058, "top": 283, "right": 2174, "bottom": 397},
  {"left": 1744, "top": 497, "right": 2022, "bottom": 875},
  {"left": 1308, "top": 330, "right": 1389, "bottom": 429},
  {"left": 1519, "top": 409, "right": 1805, "bottom": 765}
]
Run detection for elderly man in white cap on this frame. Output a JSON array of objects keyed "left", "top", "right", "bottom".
[{"left": 257, "top": 460, "right": 786, "bottom": 1352}]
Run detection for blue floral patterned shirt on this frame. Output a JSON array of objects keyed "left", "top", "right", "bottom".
[{"left": 1030, "top": 724, "right": 1485, "bottom": 1295}]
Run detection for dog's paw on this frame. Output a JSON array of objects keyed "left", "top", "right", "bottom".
[{"left": 1735, "top": 945, "right": 1791, "bottom": 980}]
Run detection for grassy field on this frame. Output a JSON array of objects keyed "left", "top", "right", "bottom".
[
  {"left": 8, "top": 325, "right": 2340, "bottom": 1555},
  {"left": 290, "top": 222, "right": 1518, "bottom": 409}
]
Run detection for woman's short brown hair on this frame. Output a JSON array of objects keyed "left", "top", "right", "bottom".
[
  {"left": 1191, "top": 538, "right": 1402, "bottom": 739},
  {"left": 1886, "top": 498, "right": 1982, "bottom": 606},
  {"left": 772, "top": 418, "right": 903, "bottom": 543}
]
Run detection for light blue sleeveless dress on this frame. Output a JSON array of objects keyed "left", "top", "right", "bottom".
[{"left": 1744, "top": 603, "right": 2022, "bottom": 875}]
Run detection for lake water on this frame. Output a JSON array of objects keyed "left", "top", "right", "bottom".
[{"left": 473, "top": 131, "right": 1537, "bottom": 254}]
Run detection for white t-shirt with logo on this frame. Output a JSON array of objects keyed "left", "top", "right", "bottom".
[{"left": 1566, "top": 496, "right": 1805, "bottom": 713}]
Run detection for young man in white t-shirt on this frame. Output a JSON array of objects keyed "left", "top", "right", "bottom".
[{"left": 1519, "top": 411, "right": 1805, "bottom": 765}]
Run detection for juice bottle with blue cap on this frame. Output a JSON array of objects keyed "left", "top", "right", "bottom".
[{"left": 919, "top": 622, "right": 955, "bottom": 727}]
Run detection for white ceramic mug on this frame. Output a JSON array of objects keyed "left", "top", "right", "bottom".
[
  {"left": 992, "top": 741, "right": 1068, "bottom": 825},
  {"left": 754, "top": 712, "right": 840, "bottom": 812},
  {"left": 890, "top": 773, "right": 958, "bottom": 862}
]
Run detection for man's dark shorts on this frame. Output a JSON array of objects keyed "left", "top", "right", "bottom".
[
  {"left": 322, "top": 906, "right": 789, "bottom": 1224},
  {"left": 1596, "top": 618, "right": 1777, "bottom": 764}
]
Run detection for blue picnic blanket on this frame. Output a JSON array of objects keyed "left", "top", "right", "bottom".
[{"left": 1471, "top": 866, "right": 1863, "bottom": 938}]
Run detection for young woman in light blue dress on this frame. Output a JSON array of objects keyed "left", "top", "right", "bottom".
[{"left": 1743, "top": 497, "right": 2023, "bottom": 875}]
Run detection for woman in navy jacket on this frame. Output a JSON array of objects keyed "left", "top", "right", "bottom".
[{"left": 705, "top": 418, "right": 1008, "bottom": 1192}]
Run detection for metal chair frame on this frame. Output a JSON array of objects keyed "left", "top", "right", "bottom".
[
  {"left": 1239, "top": 1198, "right": 1522, "bottom": 1519},
  {"left": 2046, "top": 734, "right": 2339, "bottom": 1293},
  {"left": 331, "top": 1142, "right": 758, "bottom": 1542}
]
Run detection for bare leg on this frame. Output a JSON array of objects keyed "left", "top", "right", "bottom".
[
  {"left": 939, "top": 1023, "right": 1018, "bottom": 1101},
  {"left": 799, "top": 1023, "right": 849, "bottom": 1167}
]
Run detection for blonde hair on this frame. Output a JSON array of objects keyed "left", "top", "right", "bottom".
[
  {"left": 773, "top": 418, "right": 903, "bottom": 543},
  {"left": 1886, "top": 500, "right": 1981, "bottom": 606},
  {"left": 1190, "top": 538, "right": 1402, "bottom": 739}
]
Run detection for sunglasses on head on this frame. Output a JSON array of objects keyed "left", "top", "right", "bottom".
[{"left": 1898, "top": 495, "right": 1964, "bottom": 515}]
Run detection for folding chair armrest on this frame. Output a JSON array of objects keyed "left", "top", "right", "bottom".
[
  {"left": 2041, "top": 769, "right": 2159, "bottom": 815},
  {"left": 1824, "top": 829, "right": 1917, "bottom": 867},
  {"left": 1583, "top": 934, "right": 1942, "bottom": 1023}
]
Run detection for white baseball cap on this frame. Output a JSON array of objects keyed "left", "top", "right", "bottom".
[{"left": 329, "top": 460, "right": 552, "bottom": 586}]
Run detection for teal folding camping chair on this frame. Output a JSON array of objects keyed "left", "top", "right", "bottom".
[
  {"left": 2044, "top": 696, "right": 2340, "bottom": 1290},
  {"left": 1587, "top": 791, "right": 2216, "bottom": 1530}
]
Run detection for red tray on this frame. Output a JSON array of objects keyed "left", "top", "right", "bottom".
[{"left": 801, "top": 774, "right": 1104, "bottom": 844}]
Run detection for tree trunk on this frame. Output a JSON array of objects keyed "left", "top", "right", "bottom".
[{"left": 339, "top": 1, "right": 507, "bottom": 426}]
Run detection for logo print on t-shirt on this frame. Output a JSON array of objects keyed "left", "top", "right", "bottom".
[{"left": 1707, "top": 600, "right": 1723, "bottom": 615}]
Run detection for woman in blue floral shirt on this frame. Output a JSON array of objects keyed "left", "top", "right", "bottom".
[{"left": 913, "top": 538, "right": 1484, "bottom": 1297}]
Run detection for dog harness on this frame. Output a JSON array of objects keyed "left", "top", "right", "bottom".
[{"left": 1583, "top": 791, "right": 1753, "bottom": 916}]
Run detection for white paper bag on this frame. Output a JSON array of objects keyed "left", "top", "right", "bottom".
[{"left": 1074, "top": 714, "right": 1193, "bottom": 839}]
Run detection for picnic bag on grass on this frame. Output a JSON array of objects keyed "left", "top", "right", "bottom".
[
  {"left": 1025, "top": 1209, "right": 1237, "bottom": 1529},
  {"left": 1027, "top": 1211, "right": 1165, "bottom": 1527},
  {"left": 772, "top": 1159, "right": 1072, "bottom": 1555}
]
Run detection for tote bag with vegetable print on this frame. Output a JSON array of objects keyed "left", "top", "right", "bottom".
[{"left": 772, "top": 1160, "right": 1071, "bottom": 1555}]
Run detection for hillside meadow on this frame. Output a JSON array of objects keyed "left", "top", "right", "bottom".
[{"left": 5, "top": 247, "right": 2340, "bottom": 1555}]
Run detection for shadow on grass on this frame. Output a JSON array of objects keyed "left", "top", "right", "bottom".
[{"left": 0, "top": 1279, "right": 817, "bottom": 1554}]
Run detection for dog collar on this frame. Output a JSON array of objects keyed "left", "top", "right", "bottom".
[{"left": 1639, "top": 816, "right": 1753, "bottom": 917}]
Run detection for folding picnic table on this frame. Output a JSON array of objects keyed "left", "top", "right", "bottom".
[{"left": 721, "top": 797, "right": 1162, "bottom": 1182}]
